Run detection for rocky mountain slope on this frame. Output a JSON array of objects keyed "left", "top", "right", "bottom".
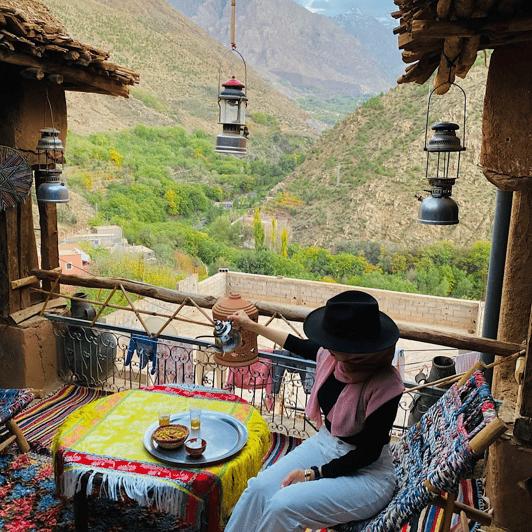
[
  {"left": 264, "top": 56, "right": 497, "bottom": 249},
  {"left": 41, "top": 0, "right": 313, "bottom": 137},
  {"left": 167, "top": 0, "right": 396, "bottom": 97}
]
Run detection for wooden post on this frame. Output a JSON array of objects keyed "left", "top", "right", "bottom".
[
  {"left": 518, "top": 309, "right": 532, "bottom": 417},
  {"left": 479, "top": 43, "right": 532, "bottom": 530},
  {"left": 513, "top": 308, "right": 532, "bottom": 442},
  {"left": 37, "top": 182, "right": 60, "bottom": 296},
  {"left": 436, "top": 491, "right": 456, "bottom": 532},
  {"left": 0, "top": 207, "right": 20, "bottom": 316},
  {"left": 18, "top": 199, "right": 39, "bottom": 308}
]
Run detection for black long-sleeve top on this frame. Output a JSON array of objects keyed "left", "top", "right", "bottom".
[{"left": 284, "top": 334, "right": 401, "bottom": 479}]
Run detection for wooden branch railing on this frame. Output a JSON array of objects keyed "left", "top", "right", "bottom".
[{"left": 31, "top": 268, "right": 523, "bottom": 358}]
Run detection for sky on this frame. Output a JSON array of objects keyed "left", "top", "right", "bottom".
[{"left": 293, "top": 0, "right": 397, "bottom": 20}]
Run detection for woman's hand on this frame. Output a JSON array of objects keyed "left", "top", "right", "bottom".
[
  {"left": 227, "top": 310, "right": 289, "bottom": 347},
  {"left": 227, "top": 309, "right": 256, "bottom": 331},
  {"left": 280, "top": 468, "right": 314, "bottom": 488}
]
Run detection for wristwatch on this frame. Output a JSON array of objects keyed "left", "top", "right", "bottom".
[
  {"left": 310, "top": 465, "right": 321, "bottom": 480},
  {"left": 304, "top": 469, "right": 313, "bottom": 481}
]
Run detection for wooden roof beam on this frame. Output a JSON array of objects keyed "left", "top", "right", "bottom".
[
  {"left": 398, "top": 31, "right": 444, "bottom": 52},
  {"left": 411, "top": 16, "right": 532, "bottom": 40},
  {"left": 0, "top": 49, "right": 134, "bottom": 97}
]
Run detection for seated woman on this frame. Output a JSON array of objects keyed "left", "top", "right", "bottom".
[{"left": 224, "top": 290, "right": 404, "bottom": 532}]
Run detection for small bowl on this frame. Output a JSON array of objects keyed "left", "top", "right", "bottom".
[
  {"left": 184, "top": 437, "right": 207, "bottom": 457},
  {"left": 152, "top": 424, "right": 189, "bottom": 449}
]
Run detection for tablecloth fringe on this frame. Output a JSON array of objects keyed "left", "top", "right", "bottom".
[{"left": 60, "top": 467, "right": 199, "bottom": 529}]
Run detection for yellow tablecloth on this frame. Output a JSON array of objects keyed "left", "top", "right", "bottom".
[{"left": 52, "top": 385, "right": 271, "bottom": 532}]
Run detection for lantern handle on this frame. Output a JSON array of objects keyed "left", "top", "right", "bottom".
[
  {"left": 423, "top": 81, "right": 467, "bottom": 151},
  {"left": 218, "top": 47, "right": 248, "bottom": 95}
]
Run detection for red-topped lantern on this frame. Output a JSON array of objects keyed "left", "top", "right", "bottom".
[{"left": 216, "top": 73, "right": 248, "bottom": 155}]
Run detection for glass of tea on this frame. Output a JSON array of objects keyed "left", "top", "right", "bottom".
[
  {"left": 189, "top": 406, "right": 201, "bottom": 431},
  {"left": 158, "top": 412, "right": 171, "bottom": 426}
]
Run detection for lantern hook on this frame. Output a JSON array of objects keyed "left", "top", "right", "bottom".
[{"left": 230, "top": 0, "right": 237, "bottom": 50}]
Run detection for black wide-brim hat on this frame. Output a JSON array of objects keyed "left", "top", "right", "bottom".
[{"left": 303, "top": 290, "right": 399, "bottom": 354}]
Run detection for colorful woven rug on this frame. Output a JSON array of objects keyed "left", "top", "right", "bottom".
[
  {"left": 0, "top": 432, "right": 300, "bottom": 532},
  {"left": 14, "top": 385, "right": 108, "bottom": 452}
]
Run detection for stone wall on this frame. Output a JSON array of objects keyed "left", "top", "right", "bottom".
[
  {"left": 175, "top": 274, "right": 199, "bottom": 294},
  {"left": 209, "top": 271, "right": 481, "bottom": 335},
  {"left": 196, "top": 272, "right": 227, "bottom": 298},
  {"left": 0, "top": 317, "right": 60, "bottom": 390},
  {"left": 98, "top": 270, "right": 482, "bottom": 336}
]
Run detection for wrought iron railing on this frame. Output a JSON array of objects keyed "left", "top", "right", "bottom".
[{"left": 46, "top": 314, "right": 444, "bottom": 439}]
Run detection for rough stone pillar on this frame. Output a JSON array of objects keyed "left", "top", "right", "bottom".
[{"left": 480, "top": 42, "right": 532, "bottom": 531}]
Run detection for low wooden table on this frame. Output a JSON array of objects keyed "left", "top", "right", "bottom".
[{"left": 53, "top": 385, "right": 271, "bottom": 532}]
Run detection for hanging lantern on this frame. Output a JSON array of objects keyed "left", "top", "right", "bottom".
[
  {"left": 418, "top": 84, "right": 466, "bottom": 225},
  {"left": 215, "top": 75, "right": 248, "bottom": 156},
  {"left": 36, "top": 128, "right": 69, "bottom": 203},
  {"left": 215, "top": 0, "right": 249, "bottom": 156},
  {"left": 212, "top": 292, "right": 259, "bottom": 367}
]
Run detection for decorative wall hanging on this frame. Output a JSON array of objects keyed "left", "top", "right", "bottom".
[{"left": 0, "top": 146, "right": 33, "bottom": 211}]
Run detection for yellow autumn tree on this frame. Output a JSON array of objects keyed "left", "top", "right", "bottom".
[
  {"left": 270, "top": 217, "right": 276, "bottom": 250},
  {"left": 253, "top": 208, "right": 265, "bottom": 249},
  {"left": 281, "top": 228, "right": 288, "bottom": 257}
]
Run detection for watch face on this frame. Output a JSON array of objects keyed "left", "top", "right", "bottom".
[{"left": 0, "top": 147, "right": 33, "bottom": 211}]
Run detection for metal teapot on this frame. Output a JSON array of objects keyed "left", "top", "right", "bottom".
[{"left": 213, "top": 319, "right": 242, "bottom": 353}]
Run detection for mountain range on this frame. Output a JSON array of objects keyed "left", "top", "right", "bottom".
[
  {"left": 42, "top": 0, "right": 313, "bottom": 139},
  {"left": 167, "top": 0, "right": 402, "bottom": 98},
  {"left": 293, "top": 0, "right": 394, "bottom": 18},
  {"left": 40, "top": 0, "right": 497, "bottom": 251}
]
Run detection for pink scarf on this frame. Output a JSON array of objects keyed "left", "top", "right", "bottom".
[{"left": 304, "top": 348, "right": 405, "bottom": 438}]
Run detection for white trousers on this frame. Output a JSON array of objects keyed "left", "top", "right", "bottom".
[{"left": 224, "top": 426, "right": 396, "bottom": 532}]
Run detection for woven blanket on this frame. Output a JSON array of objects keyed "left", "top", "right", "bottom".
[
  {"left": 52, "top": 385, "right": 271, "bottom": 532},
  {"left": 0, "top": 388, "right": 35, "bottom": 423},
  {"left": 14, "top": 385, "right": 108, "bottom": 451}
]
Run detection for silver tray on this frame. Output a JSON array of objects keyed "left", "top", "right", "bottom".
[{"left": 143, "top": 411, "right": 248, "bottom": 466}]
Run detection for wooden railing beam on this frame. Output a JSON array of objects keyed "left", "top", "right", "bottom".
[{"left": 32, "top": 269, "right": 523, "bottom": 358}]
